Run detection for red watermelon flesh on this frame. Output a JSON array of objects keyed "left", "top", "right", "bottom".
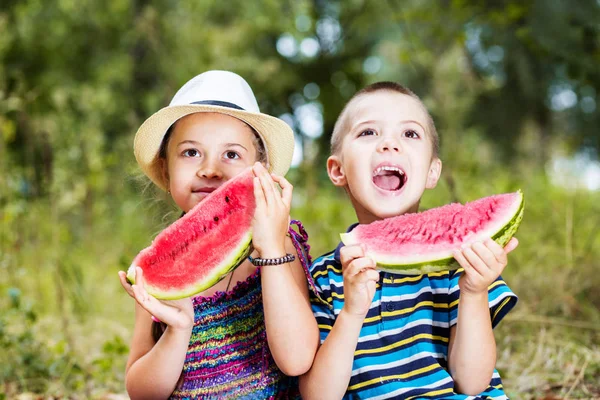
[
  {"left": 127, "top": 169, "right": 255, "bottom": 299},
  {"left": 341, "top": 191, "right": 524, "bottom": 274}
]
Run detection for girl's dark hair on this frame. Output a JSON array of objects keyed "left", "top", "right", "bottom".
[{"left": 152, "top": 320, "right": 168, "bottom": 343}]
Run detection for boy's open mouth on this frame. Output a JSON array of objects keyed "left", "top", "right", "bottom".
[{"left": 372, "top": 166, "right": 406, "bottom": 191}]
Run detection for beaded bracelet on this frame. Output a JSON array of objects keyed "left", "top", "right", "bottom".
[{"left": 249, "top": 253, "right": 296, "bottom": 267}]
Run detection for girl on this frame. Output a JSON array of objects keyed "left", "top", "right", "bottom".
[{"left": 118, "top": 71, "right": 319, "bottom": 399}]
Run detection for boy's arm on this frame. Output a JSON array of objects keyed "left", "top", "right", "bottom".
[
  {"left": 448, "top": 238, "right": 518, "bottom": 395},
  {"left": 447, "top": 293, "right": 495, "bottom": 395},
  {"left": 299, "top": 244, "right": 379, "bottom": 399},
  {"left": 260, "top": 236, "right": 320, "bottom": 376}
]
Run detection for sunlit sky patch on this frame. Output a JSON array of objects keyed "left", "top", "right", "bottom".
[{"left": 548, "top": 150, "right": 600, "bottom": 191}]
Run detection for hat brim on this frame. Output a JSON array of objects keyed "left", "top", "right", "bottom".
[{"left": 134, "top": 104, "right": 295, "bottom": 191}]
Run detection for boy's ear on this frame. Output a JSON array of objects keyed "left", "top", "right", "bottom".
[
  {"left": 425, "top": 157, "right": 442, "bottom": 189},
  {"left": 327, "top": 155, "right": 347, "bottom": 187}
]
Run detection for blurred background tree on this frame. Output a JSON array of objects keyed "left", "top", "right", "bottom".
[{"left": 1, "top": 0, "right": 599, "bottom": 398}]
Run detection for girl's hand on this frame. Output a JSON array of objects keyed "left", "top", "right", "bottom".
[
  {"left": 340, "top": 244, "right": 379, "bottom": 317},
  {"left": 453, "top": 237, "right": 519, "bottom": 296},
  {"left": 118, "top": 267, "right": 194, "bottom": 331},
  {"left": 251, "top": 162, "right": 292, "bottom": 258}
]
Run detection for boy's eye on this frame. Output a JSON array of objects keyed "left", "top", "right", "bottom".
[
  {"left": 359, "top": 129, "right": 376, "bottom": 137},
  {"left": 182, "top": 149, "right": 200, "bottom": 157},
  {"left": 404, "top": 130, "right": 420, "bottom": 139},
  {"left": 225, "top": 151, "right": 240, "bottom": 160}
]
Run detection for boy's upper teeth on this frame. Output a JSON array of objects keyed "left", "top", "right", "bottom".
[{"left": 374, "top": 166, "right": 404, "bottom": 176}]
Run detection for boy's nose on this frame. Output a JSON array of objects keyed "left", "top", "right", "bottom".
[{"left": 377, "top": 137, "right": 402, "bottom": 153}]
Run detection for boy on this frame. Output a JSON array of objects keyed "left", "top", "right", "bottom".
[{"left": 299, "top": 82, "right": 519, "bottom": 399}]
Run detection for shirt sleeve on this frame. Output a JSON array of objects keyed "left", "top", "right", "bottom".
[
  {"left": 448, "top": 269, "right": 518, "bottom": 328},
  {"left": 309, "top": 256, "right": 337, "bottom": 343}
]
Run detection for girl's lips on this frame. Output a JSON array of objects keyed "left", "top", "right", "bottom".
[{"left": 192, "top": 187, "right": 218, "bottom": 194}]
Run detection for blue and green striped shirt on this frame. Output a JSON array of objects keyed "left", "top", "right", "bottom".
[{"left": 309, "top": 238, "right": 517, "bottom": 400}]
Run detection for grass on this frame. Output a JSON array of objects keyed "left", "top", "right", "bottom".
[{"left": 1, "top": 165, "right": 599, "bottom": 399}]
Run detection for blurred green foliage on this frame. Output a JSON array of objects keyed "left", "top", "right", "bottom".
[{"left": 1, "top": 0, "right": 600, "bottom": 398}]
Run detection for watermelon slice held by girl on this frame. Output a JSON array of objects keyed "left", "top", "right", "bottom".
[{"left": 118, "top": 70, "right": 319, "bottom": 399}]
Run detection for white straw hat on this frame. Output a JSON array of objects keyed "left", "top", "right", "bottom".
[{"left": 134, "top": 70, "right": 295, "bottom": 191}]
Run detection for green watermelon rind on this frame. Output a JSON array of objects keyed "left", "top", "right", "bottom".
[
  {"left": 126, "top": 231, "right": 252, "bottom": 300},
  {"left": 341, "top": 190, "right": 524, "bottom": 275}
]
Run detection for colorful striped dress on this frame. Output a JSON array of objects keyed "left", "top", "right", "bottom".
[{"left": 170, "top": 221, "right": 312, "bottom": 400}]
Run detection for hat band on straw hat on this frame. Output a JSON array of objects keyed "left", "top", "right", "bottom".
[{"left": 191, "top": 100, "right": 245, "bottom": 110}]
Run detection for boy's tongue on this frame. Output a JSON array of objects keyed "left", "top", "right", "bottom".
[{"left": 373, "top": 173, "right": 402, "bottom": 191}]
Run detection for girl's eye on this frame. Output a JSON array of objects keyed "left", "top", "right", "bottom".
[
  {"left": 404, "top": 130, "right": 420, "bottom": 139},
  {"left": 182, "top": 149, "right": 200, "bottom": 157},
  {"left": 359, "top": 129, "right": 376, "bottom": 137},
  {"left": 225, "top": 151, "right": 240, "bottom": 160}
]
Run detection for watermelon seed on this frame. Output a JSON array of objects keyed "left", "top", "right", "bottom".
[
  {"left": 214, "top": 216, "right": 219, "bottom": 222},
  {"left": 225, "top": 196, "right": 230, "bottom": 203}
]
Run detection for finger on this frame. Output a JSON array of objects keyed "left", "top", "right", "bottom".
[
  {"left": 258, "top": 169, "right": 277, "bottom": 208},
  {"left": 131, "top": 283, "right": 162, "bottom": 317},
  {"left": 340, "top": 244, "right": 366, "bottom": 268},
  {"left": 252, "top": 162, "right": 264, "bottom": 176},
  {"left": 504, "top": 237, "right": 519, "bottom": 254},
  {"left": 271, "top": 174, "right": 293, "bottom": 208},
  {"left": 462, "top": 245, "right": 491, "bottom": 276},
  {"left": 362, "top": 268, "right": 381, "bottom": 283},
  {"left": 483, "top": 239, "right": 508, "bottom": 267},
  {"left": 135, "top": 267, "right": 155, "bottom": 303},
  {"left": 118, "top": 271, "right": 135, "bottom": 298},
  {"left": 253, "top": 176, "right": 267, "bottom": 210},
  {"left": 473, "top": 241, "right": 504, "bottom": 274},
  {"left": 345, "top": 257, "right": 376, "bottom": 278},
  {"left": 351, "top": 268, "right": 380, "bottom": 285},
  {"left": 453, "top": 248, "right": 480, "bottom": 277},
  {"left": 131, "top": 268, "right": 164, "bottom": 314}
]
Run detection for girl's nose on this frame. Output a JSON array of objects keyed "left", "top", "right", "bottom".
[
  {"left": 197, "top": 159, "right": 223, "bottom": 180},
  {"left": 377, "top": 136, "right": 402, "bottom": 153}
]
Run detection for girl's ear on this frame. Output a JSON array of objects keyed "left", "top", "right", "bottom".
[
  {"left": 327, "top": 155, "right": 347, "bottom": 187},
  {"left": 426, "top": 157, "right": 442, "bottom": 189}
]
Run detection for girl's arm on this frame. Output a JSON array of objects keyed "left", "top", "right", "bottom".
[
  {"left": 118, "top": 269, "right": 194, "bottom": 400},
  {"left": 260, "top": 235, "right": 319, "bottom": 376},
  {"left": 124, "top": 303, "right": 192, "bottom": 400},
  {"left": 448, "top": 238, "right": 518, "bottom": 395},
  {"left": 252, "top": 163, "right": 319, "bottom": 376},
  {"left": 299, "top": 244, "right": 379, "bottom": 399}
]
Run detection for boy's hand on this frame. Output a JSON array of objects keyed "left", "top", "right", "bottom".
[
  {"left": 118, "top": 267, "right": 194, "bottom": 331},
  {"left": 340, "top": 244, "right": 379, "bottom": 317},
  {"left": 453, "top": 237, "right": 519, "bottom": 296},
  {"left": 251, "top": 162, "right": 292, "bottom": 258}
]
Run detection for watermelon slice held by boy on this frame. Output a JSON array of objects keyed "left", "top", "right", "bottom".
[
  {"left": 127, "top": 169, "right": 255, "bottom": 300},
  {"left": 341, "top": 191, "right": 524, "bottom": 274}
]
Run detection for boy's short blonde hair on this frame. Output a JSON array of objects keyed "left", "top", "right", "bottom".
[{"left": 330, "top": 82, "right": 439, "bottom": 157}]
